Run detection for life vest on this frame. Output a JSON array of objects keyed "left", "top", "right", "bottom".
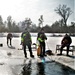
[
  {"left": 37, "top": 33, "right": 47, "bottom": 42},
  {"left": 21, "top": 32, "right": 32, "bottom": 43}
]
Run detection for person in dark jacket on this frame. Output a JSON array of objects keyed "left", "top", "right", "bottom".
[
  {"left": 7, "top": 33, "right": 12, "bottom": 46},
  {"left": 21, "top": 29, "right": 34, "bottom": 58},
  {"left": 37, "top": 28, "right": 47, "bottom": 57},
  {"left": 59, "top": 34, "right": 72, "bottom": 56}
]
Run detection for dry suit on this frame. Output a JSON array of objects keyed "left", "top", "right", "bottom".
[
  {"left": 21, "top": 30, "right": 34, "bottom": 58},
  {"left": 60, "top": 34, "right": 72, "bottom": 56},
  {"left": 37, "top": 30, "right": 47, "bottom": 57},
  {"left": 7, "top": 33, "right": 12, "bottom": 46}
]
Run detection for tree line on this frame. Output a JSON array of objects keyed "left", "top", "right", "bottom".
[{"left": 0, "top": 4, "right": 75, "bottom": 33}]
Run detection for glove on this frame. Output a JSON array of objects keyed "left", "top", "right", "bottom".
[{"left": 21, "top": 42, "right": 24, "bottom": 46}]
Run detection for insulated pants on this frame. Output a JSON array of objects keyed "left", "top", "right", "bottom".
[
  {"left": 40, "top": 42, "right": 45, "bottom": 56},
  {"left": 23, "top": 43, "right": 33, "bottom": 57},
  {"left": 60, "top": 44, "right": 70, "bottom": 55},
  {"left": 7, "top": 38, "right": 12, "bottom": 45}
]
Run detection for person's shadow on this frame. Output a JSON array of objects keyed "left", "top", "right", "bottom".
[
  {"left": 21, "top": 60, "right": 32, "bottom": 75},
  {"left": 8, "top": 45, "right": 15, "bottom": 49},
  {"left": 36, "top": 63, "right": 45, "bottom": 75}
]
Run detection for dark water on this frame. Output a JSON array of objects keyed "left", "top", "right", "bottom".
[{"left": 12, "top": 59, "right": 75, "bottom": 75}]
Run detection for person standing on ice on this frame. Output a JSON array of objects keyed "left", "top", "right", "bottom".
[
  {"left": 21, "top": 28, "right": 34, "bottom": 58},
  {"left": 7, "top": 33, "right": 12, "bottom": 46},
  {"left": 37, "top": 28, "right": 47, "bottom": 57}
]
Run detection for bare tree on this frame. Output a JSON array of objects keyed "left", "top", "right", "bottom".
[
  {"left": 25, "top": 18, "right": 32, "bottom": 28},
  {"left": 0, "top": 15, "right": 3, "bottom": 25},
  {"left": 7, "top": 16, "right": 12, "bottom": 31},
  {"left": 55, "top": 4, "right": 72, "bottom": 27},
  {"left": 38, "top": 15, "right": 44, "bottom": 27}
]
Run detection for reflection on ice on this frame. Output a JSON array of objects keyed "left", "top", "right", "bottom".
[{"left": 0, "top": 33, "right": 75, "bottom": 75}]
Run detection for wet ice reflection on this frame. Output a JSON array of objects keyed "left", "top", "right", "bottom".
[
  {"left": 21, "top": 59, "right": 45, "bottom": 75},
  {"left": 19, "top": 59, "right": 75, "bottom": 75}
]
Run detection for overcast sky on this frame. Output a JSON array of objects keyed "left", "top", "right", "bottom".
[{"left": 0, "top": 0, "right": 74, "bottom": 26}]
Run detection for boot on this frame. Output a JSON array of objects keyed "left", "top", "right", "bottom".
[{"left": 30, "top": 55, "right": 34, "bottom": 58}]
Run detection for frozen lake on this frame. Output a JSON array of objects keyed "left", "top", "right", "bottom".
[
  {"left": 0, "top": 33, "right": 75, "bottom": 75},
  {"left": 0, "top": 33, "right": 75, "bottom": 53}
]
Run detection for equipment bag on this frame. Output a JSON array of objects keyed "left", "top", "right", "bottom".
[{"left": 37, "top": 46, "right": 41, "bottom": 56}]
